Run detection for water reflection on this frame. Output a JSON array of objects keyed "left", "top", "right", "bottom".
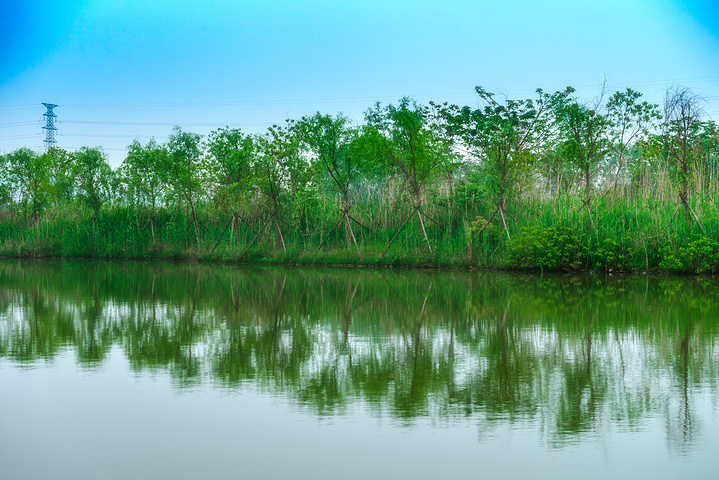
[{"left": 1, "top": 261, "right": 718, "bottom": 450}]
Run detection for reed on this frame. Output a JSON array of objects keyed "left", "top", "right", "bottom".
[{"left": 1, "top": 166, "right": 717, "bottom": 273}]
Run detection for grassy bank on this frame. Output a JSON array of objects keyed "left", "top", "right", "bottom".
[{"left": 2, "top": 187, "right": 718, "bottom": 274}]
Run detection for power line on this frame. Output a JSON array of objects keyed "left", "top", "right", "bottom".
[
  {"left": 0, "top": 103, "right": 40, "bottom": 110},
  {"left": 60, "top": 133, "right": 169, "bottom": 138},
  {"left": 1, "top": 75, "right": 717, "bottom": 111},
  {"left": 59, "top": 120, "right": 274, "bottom": 127},
  {"left": 60, "top": 146, "right": 129, "bottom": 151},
  {"left": 0, "top": 133, "right": 42, "bottom": 140},
  {"left": 0, "top": 121, "right": 41, "bottom": 128}
]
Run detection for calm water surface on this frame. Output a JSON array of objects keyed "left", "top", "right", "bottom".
[{"left": 1, "top": 261, "right": 718, "bottom": 479}]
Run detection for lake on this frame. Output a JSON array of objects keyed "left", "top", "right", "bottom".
[{"left": 1, "top": 261, "right": 718, "bottom": 479}]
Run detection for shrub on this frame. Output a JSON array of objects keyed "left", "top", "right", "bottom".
[
  {"left": 591, "top": 236, "right": 636, "bottom": 272},
  {"left": 507, "top": 226, "right": 586, "bottom": 271},
  {"left": 660, "top": 235, "right": 719, "bottom": 273}
]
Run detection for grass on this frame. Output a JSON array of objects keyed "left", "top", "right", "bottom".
[{"left": 2, "top": 178, "right": 719, "bottom": 273}]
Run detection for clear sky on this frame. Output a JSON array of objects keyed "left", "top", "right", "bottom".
[{"left": 2, "top": 0, "right": 718, "bottom": 167}]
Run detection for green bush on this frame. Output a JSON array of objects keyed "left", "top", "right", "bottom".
[
  {"left": 660, "top": 235, "right": 719, "bottom": 273},
  {"left": 590, "top": 236, "right": 636, "bottom": 272},
  {"left": 507, "top": 226, "right": 586, "bottom": 271}
]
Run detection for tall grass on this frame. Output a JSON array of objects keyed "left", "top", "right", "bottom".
[{"left": 2, "top": 169, "right": 719, "bottom": 273}]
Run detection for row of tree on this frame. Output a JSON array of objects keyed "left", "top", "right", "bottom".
[{"left": 1, "top": 85, "right": 717, "bottom": 254}]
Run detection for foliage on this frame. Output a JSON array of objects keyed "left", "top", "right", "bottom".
[
  {"left": 163, "top": 127, "right": 205, "bottom": 245},
  {"left": 2, "top": 147, "right": 50, "bottom": 221},
  {"left": 297, "top": 112, "right": 357, "bottom": 199},
  {"left": 554, "top": 94, "right": 610, "bottom": 200},
  {"left": 660, "top": 235, "right": 719, "bottom": 273},
  {"left": 119, "top": 138, "right": 167, "bottom": 211},
  {"left": 605, "top": 88, "right": 662, "bottom": 188},
  {"left": 507, "top": 226, "right": 586, "bottom": 271},
  {"left": 447, "top": 87, "right": 565, "bottom": 207},
  {"left": 364, "top": 97, "right": 453, "bottom": 205},
  {"left": 589, "top": 236, "right": 635, "bottom": 272},
  {"left": 205, "top": 127, "right": 256, "bottom": 212},
  {"left": 72, "top": 147, "right": 114, "bottom": 224},
  {"left": 256, "top": 121, "right": 311, "bottom": 216}
]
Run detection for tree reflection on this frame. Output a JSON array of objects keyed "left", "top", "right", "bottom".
[{"left": 1, "top": 261, "right": 719, "bottom": 451}]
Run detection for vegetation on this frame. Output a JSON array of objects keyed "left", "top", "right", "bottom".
[{"left": 0, "top": 85, "right": 718, "bottom": 272}]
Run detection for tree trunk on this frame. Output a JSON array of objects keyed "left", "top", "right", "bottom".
[
  {"left": 584, "top": 169, "right": 595, "bottom": 231},
  {"left": 274, "top": 215, "right": 286, "bottom": 253},
  {"left": 382, "top": 205, "right": 419, "bottom": 258},
  {"left": 345, "top": 212, "right": 360, "bottom": 256},
  {"left": 189, "top": 200, "right": 200, "bottom": 247},
  {"left": 229, "top": 215, "right": 234, "bottom": 247},
  {"left": 417, "top": 206, "right": 432, "bottom": 254}
]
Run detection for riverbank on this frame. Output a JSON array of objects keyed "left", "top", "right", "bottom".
[{"left": 2, "top": 191, "right": 718, "bottom": 274}]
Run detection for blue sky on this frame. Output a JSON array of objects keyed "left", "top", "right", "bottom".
[{"left": 2, "top": 0, "right": 718, "bottom": 166}]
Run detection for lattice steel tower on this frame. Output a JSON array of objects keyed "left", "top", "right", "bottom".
[{"left": 42, "top": 103, "right": 58, "bottom": 150}]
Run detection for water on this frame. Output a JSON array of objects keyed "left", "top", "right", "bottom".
[{"left": 1, "top": 260, "right": 718, "bottom": 479}]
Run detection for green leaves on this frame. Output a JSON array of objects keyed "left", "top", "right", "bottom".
[
  {"left": 508, "top": 226, "right": 585, "bottom": 271},
  {"left": 206, "top": 127, "right": 256, "bottom": 210},
  {"left": 296, "top": 112, "right": 357, "bottom": 197},
  {"left": 364, "top": 97, "right": 454, "bottom": 203},
  {"left": 72, "top": 147, "right": 114, "bottom": 222},
  {"left": 2, "top": 148, "right": 51, "bottom": 221},
  {"left": 255, "top": 121, "right": 312, "bottom": 216},
  {"left": 163, "top": 127, "right": 205, "bottom": 205},
  {"left": 120, "top": 138, "right": 168, "bottom": 210},
  {"left": 448, "top": 87, "right": 565, "bottom": 206}
]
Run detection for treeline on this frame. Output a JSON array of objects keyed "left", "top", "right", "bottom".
[{"left": 1, "top": 85, "right": 718, "bottom": 271}]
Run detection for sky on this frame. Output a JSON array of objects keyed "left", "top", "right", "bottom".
[{"left": 1, "top": 0, "right": 719, "bottom": 167}]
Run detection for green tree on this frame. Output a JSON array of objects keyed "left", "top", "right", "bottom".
[
  {"left": 297, "top": 112, "right": 366, "bottom": 254},
  {"left": 3, "top": 148, "right": 50, "bottom": 224},
  {"left": 606, "top": 88, "right": 661, "bottom": 191},
  {"left": 0, "top": 153, "right": 15, "bottom": 218},
  {"left": 44, "top": 147, "right": 75, "bottom": 208},
  {"left": 448, "top": 87, "right": 564, "bottom": 239},
  {"left": 696, "top": 120, "right": 719, "bottom": 190},
  {"left": 205, "top": 127, "right": 257, "bottom": 245},
  {"left": 365, "top": 97, "right": 451, "bottom": 255},
  {"left": 554, "top": 92, "right": 610, "bottom": 229},
  {"left": 163, "top": 127, "right": 206, "bottom": 247},
  {"left": 661, "top": 87, "right": 708, "bottom": 230},
  {"left": 72, "top": 147, "right": 114, "bottom": 227},
  {"left": 251, "top": 122, "right": 309, "bottom": 254},
  {"left": 120, "top": 139, "right": 168, "bottom": 243}
]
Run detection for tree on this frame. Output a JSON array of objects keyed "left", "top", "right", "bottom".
[
  {"left": 662, "top": 87, "right": 707, "bottom": 230},
  {"left": 364, "top": 97, "right": 451, "bottom": 255},
  {"left": 0, "top": 153, "right": 14, "bottom": 218},
  {"left": 120, "top": 139, "right": 168, "bottom": 243},
  {"left": 297, "top": 112, "right": 366, "bottom": 255},
  {"left": 554, "top": 91, "right": 610, "bottom": 229},
  {"left": 696, "top": 120, "right": 719, "bottom": 190},
  {"left": 44, "top": 147, "right": 75, "bottom": 208},
  {"left": 3, "top": 148, "right": 51, "bottom": 224},
  {"left": 448, "top": 87, "right": 566, "bottom": 239},
  {"left": 205, "top": 127, "right": 256, "bottom": 247},
  {"left": 163, "top": 127, "right": 205, "bottom": 247},
  {"left": 606, "top": 88, "right": 661, "bottom": 191},
  {"left": 72, "top": 147, "right": 114, "bottom": 227},
  {"left": 250, "top": 121, "right": 309, "bottom": 254}
]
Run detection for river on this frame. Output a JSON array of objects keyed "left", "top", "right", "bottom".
[{"left": 1, "top": 261, "right": 718, "bottom": 479}]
